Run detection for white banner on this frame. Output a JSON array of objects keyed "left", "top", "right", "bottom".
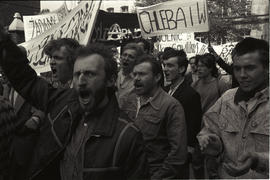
[
  {"left": 154, "top": 38, "right": 208, "bottom": 58},
  {"left": 23, "top": 13, "right": 59, "bottom": 42},
  {"left": 23, "top": 2, "right": 69, "bottom": 42},
  {"left": 213, "top": 42, "right": 237, "bottom": 64},
  {"left": 137, "top": 0, "right": 209, "bottom": 38},
  {"left": 20, "top": 1, "right": 102, "bottom": 73}
]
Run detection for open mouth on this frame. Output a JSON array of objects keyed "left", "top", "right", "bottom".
[
  {"left": 78, "top": 90, "right": 91, "bottom": 105},
  {"left": 134, "top": 83, "right": 144, "bottom": 89},
  {"left": 51, "top": 67, "right": 57, "bottom": 77}
]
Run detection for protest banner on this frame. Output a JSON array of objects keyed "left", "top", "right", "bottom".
[
  {"left": 154, "top": 36, "right": 208, "bottom": 57},
  {"left": 213, "top": 42, "right": 237, "bottom": 64},
  {"left": 23, "top": 13, "right": 59, "bottom": 42},
  {"left": 20, "top": 1, "right": 101, "bottom": 73},
  {"left": 91, "top": 10, "right": 140, "bottom": 42},
  {"left": 23, "top": 2, "right": 69, "bottom": 42},
  {"left": 52, "top": 2, "right": 69, "bottom": 21},
  {"left": 136, "top": 0, "right": 209, "bottom": 38}
]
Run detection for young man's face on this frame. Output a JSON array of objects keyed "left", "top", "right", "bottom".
[
  {"left": 233, "top": 51, "right": 268, "bottom": 92},
  {"left": 73, "top": 54, "right": 108, "bottom": 112},
  {"left": 163, "top": 57, "right": 181, "bottom": 82},
  {"left": 120, "top": 49, "right": 137, "bottom": 75},
  {"left": 197, "top": 61, "right": 212, "bottom": 79},
  {"left": 50, "top": 46, "right": 73, "bottom": 84},
  {"left": 133, "top": 62, "right": 159, "bottom": 97}
]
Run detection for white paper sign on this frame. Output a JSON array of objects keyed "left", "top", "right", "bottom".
[
  {"left": 20, "top": 1, "right": 102, "bottom": 73},
  {"left": 137, "top": 0, "right": 209, "bottom": 37}
]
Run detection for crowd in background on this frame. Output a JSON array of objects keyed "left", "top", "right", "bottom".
[{"left": 0, "top": 26, "right": 269, "bottom": 180}]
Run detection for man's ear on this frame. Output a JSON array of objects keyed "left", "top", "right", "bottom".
[{"left": 178, "top": 66, "right": 185, "bottom": 75}]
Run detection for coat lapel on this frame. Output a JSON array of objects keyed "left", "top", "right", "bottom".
[{"left": 14, "top": 94, "right": 25, "bottom": 114}]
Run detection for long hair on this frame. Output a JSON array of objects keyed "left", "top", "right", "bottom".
[{"left": 198, "top": 53, "right": 219, "bottom": 78}]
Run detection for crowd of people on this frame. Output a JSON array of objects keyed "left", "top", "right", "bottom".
[{"left": 0, "top": 25, "right": 269, "bottom": 180}]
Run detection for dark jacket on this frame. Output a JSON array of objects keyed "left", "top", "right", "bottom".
[
  {"left": 164, "top": 79, "right": 202, "bottom": 147},
  {"left": 8, "top": 91, "right": 45, "bottom": 180},
  {"left": 0, "top": 38, "right": 149, "bottom": 180}
]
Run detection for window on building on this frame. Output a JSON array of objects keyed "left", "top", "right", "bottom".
[
  {"left": 121, "top": 6, "right": 129, "bottom": 13},
  {"left": 107, "top": 8, "right": 114, "bottom": 13}
]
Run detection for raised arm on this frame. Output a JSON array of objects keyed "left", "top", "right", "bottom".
[
  {"left": 208, "top": 45, "right": 233, "bottom": 75},
  {"left": 0, "top": 32, "right": 66, "bottom": 112}
]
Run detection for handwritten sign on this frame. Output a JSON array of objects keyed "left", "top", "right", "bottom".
[
  {"left": 23, "top": 14, "right": 59, "bottom": 42},
  {"left": 20, "top": 1, "right": 101, "bottom": 73},
  {"left": 154, "top": 37, "right": 208, "bottom": 57},
  {"left": 137, "top": 0, "right": 209, "bottom": 37},
  {"left": 213, "top": 42, "right": 237, "bottom": 64},
  {"left": 23, "top": 2, "right": 69, "bottom": 42}
]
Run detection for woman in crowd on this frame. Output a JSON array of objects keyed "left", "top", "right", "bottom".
[
  {"left": 191, "top": 53, "right": 230, "bottom": 179},
  {"left": 192, "top": 53, "right": 230, "bottom": 114}
]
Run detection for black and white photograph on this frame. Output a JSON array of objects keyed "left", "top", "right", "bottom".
[{"left": 0, "top": 0, "right": 268, "bottom": 179}]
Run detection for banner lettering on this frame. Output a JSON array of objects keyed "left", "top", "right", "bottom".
[{"left": 137, "top": 0, "right": 209, "bottom": 37}]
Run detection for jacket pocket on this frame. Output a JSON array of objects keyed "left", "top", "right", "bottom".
[
  {"left": 220, "top": 122, "right": 240, "bottom": 154},
  {"left": 250, "top": 122, "right": 269, "bottom": 152},
  {"left": 135, "top": 114, "right": 161, "bottom": 140}
]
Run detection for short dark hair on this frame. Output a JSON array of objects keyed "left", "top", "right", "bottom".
[
  {"left": 162, "top": 48, "right": 188, "bottom": 75},
  {"left": 75, "top": 43, "right": 118, "bottom": 84},
  {"left": 44, "top": 38, "right": 81, "bottom": 68},
  {"left": 134, "top": 54, "right": 164, "bottom": 86},
  {"left": 198, "top": 53, "right": 219, "bottom": 78},
  {"left": 135, "top": 38, "right": 151, "bottom": 53},
  {"left": 163, "top": 47, "right": 174, "bottom": 53},
  {"left": 232, "top": 37, "right": 269, "bottom": 68}
]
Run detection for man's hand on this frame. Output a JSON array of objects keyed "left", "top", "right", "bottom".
[
  {"left": 25, "top": 116, "right": 40, "bottom": 130},
  {"left": 197, "top": 134, "right": 221, "bottom": 156},
  {"left": 223, "top": 152, "right": 258, "bottom": 177}
]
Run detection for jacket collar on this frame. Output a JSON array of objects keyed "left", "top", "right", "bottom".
[
  {"left": 234, "top": 86, "right": 269, "bottom": 104},
  {"left": 172, "top": 78, "right": 188, "bottom": 95},
  {"left": 145, "top": 86, "right": 165, "bottom": 110},
  {"left": 164, "top": 78, "right": 188, "bottom": 95},
  {"left": 68, "top": 89, "right": 119, "bottom": 137}
]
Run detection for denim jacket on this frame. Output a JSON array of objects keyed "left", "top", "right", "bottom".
[
  {"left": 198, "top": 87, "right": 269, "bottom": 179},
  {"left": 121, "top": 87, "right": 187, "bottom": 179}
]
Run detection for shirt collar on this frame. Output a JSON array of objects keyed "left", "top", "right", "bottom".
[
  {"left": 139, "top": 87, "right": 164, "bottom": 110},
  {"left": 168, "top": 78, "right": 185, "bottom": 96},
  {"left": 234, "top": 86, "right": 269, "bottom": 104}
]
